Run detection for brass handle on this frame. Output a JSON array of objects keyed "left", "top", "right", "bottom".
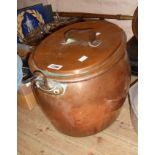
[
  {"left": 64, "top": 28, "right": 102, "bottom": 47},
  {"left": 35, "top": 80, "right": 65, "bottom": 95},
  {"left": 32, "top": 70, "right": 67, "bottom": 96},
  {"left": 33, "top": 70, "right": 50, "bottom": 90}
]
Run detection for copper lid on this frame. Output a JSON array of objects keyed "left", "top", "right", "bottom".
[{"left": 29, "top": 21, "right": 126, "bottom": 81}]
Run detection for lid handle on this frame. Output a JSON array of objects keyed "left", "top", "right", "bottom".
[{"left": 64, "top": 28, "right": 102, "bottom": 47}]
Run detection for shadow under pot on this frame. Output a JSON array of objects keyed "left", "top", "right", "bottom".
[{"left": 29, "top": 20, "right": 131, "bottom": 137}]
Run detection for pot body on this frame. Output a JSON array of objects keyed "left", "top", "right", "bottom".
[{"left": 32, "top": 51, "right": 130, "bottom": 137}]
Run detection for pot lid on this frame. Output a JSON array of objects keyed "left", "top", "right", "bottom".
[{"left": 29, "top": 20, "right": 126, "bottom": 80}]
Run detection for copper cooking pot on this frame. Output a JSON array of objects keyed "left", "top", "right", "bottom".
[{"left": 29, "top": 21, "right": 131, "bottom": 137}]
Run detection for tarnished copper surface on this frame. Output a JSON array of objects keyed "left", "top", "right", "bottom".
[{"left": 29, "top": 21, "right": 131, "bottom": 136}]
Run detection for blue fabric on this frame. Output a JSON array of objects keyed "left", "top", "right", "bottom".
[
  {"left": 17, "top": 55, "right": 23, "bottom": 90},
  {"left": 17, "top": 4, "right": 47, "bottom": 43}
]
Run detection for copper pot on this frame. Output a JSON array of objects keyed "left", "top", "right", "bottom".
[
  {"left": 132, "top": 7, "right": 138, "bottom": 39},
  {"left": 29, "top": 21, "right": 130, "bottom": 137}
]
